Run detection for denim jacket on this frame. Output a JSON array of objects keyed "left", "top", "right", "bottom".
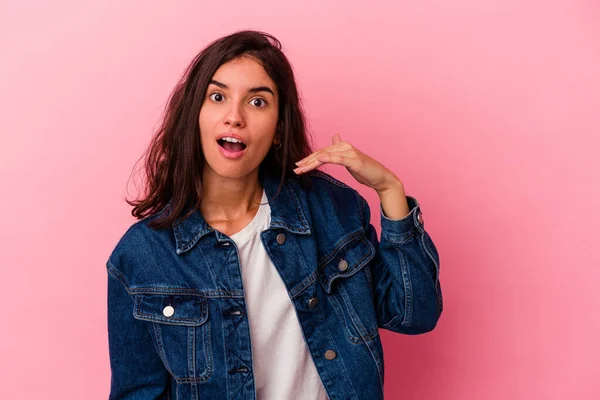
[{"left": 106, "top": 170, "right": 443, "bottom": 400}]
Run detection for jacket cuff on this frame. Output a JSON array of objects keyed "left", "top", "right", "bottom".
[{"left": 380, "top": 195, "right": 424, "bottom": 242}]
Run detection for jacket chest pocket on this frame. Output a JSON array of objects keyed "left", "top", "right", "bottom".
[
  {"left": 132, "top": 293, "right": 213, "bottom": 383},
  {"left": 317, "top": 234, "right": 379, "bottom": 344}
]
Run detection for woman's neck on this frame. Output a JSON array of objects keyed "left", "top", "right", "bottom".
[{"left": 199, "top": 167, "right": 263, "bottom": 223}]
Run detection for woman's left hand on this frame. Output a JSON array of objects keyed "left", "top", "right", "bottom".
[{"left": 293, "top": 134, "right": 402, "bottom": 193}]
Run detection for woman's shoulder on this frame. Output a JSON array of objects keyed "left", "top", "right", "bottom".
[
  {"left": 301, "top": 170, "right": 364, "bottom": 206},
  {"left": 296, "top": 170, "right": 367, "bottom": 230},
  {"left": 105, "top": 206, "right": 172, "bottom": 278},
  {"left": 305, "top": 170, "right": 358, "bottom": 192}
]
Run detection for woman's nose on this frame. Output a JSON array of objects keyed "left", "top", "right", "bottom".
[{"left": 224, "top": 103, "right": 245, "bottom": 128}]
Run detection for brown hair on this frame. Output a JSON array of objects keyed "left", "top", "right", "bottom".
[{"left": 126, "top": 30, "right": 313, "bottom": 230}]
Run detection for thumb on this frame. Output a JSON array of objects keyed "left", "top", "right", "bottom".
[{"left": 332, "top": 133, "right": 342, "bottom": 145}]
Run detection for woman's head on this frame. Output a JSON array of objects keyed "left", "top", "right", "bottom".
[
  {"left": 128, "top": 30, "right": 313, "bottom": 229},
  {"left": 199, "top": 55, "right": 279, "bottom": 180}
]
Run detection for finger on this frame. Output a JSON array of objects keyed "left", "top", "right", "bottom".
[
  {"left": 295, "top": 142, "right": 347, "bottom": 166},
  {"left": 296, "top": 141, "right": 353, "bottom": 166},
  {"left": 294, "top": 149, "right": 344, "bottom": 174},
  {"left": 295, "top": 145, "right": 339, "bottom": 166},
  {"left": 294, "top": 149, "right": 359, "bottom": 175},
  {"left": 315, "top": 152, "right": 360, "bottom": 170},
  {"left": 298, "top": 146, "right": 357, "bottom": 168},
  {"left": 293, "top": 158, "right": 325, "bottom": 174},
  {"left": 332, "top": 133, "right": 342, "bottom": 145}
]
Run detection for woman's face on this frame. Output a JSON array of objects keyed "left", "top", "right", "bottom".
[{"left": 199, "top": 56, "right": 279, "bottom": 180}]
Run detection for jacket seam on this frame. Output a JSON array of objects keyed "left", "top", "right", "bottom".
[
  {"left": 151, "top": 316, "right": 175, "bottom": 377},
  {"left": 397, "top": 247, "right": 413, "bottom": 326},
  {"left": 382, "top": 230, "right": 417, "bottom": 245},
  {"left": 318, "top": 229, "right": 364, "bottom": 269},
  {"left": 106, "top": 261, "right": 129, "bottom": 289},
  {"left": 339, "top": 284, "right": 379, "bottom": 341},
  {"left": 322, "top": 236, "right": 375, "bottom": 293}
]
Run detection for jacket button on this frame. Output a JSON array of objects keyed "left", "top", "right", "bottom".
[
  {"left": 162, "top": 305, "right": 175, "bottom": 317},
  {"left": 418, "top": 212, "right": 424, "bottom": 226},
  {"left": 338, "top": 259, "right": 348, "bottom": 271},
  {"left": 276, "top": 233, "right": 286, "bottom": 245},
  {"left": 324, "top": 350, "right": 337, "bottom": 360},
  {"left": 308, "top": 298, "right": 319, "bottom": 308}
]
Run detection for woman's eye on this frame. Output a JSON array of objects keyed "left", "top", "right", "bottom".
[
  {"left": 209, "top": 93, "right": 224, "bottom": 102},
  {"left": 250, "top": 98, "right": 267, "bottom": 108}
]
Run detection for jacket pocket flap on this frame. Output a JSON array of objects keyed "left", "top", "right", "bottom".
[
  {"left": 133, "top": 294, "right": 209, "bottom": 326},
  {"left": 318, "top": 234, "right": 375, "bottom": 294}
]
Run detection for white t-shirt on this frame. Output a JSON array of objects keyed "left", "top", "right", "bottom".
[{"left": 230, "top": 189, "right": 329, "bottom": 400}]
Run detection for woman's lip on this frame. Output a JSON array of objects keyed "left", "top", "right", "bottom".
[{"left": 216, "top": 132, "right": 247, "bottom": 145}]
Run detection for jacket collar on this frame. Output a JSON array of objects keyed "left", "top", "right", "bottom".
[{"left": 170, "top": 173, "right": 311, "bottom": 255}]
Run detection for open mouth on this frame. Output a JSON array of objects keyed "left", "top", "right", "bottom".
[{"left": 217, "top": 138, "right": 247, "bottom": 152}]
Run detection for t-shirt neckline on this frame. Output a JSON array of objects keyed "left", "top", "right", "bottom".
[{"left": 229, "top": 189, "right": 269, "bottom": 244}]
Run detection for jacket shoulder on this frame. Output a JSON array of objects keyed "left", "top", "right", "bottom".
[
  {"left": 106, "top": 208, "right": 172, "bottom": 286},
  {"left": 302, "top": 170, "right": 367, "bottom": 232},
  {"left": 306, "top": 170, "right": 359, "bottom": 193}
]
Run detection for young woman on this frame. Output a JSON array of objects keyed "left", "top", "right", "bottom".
[{"left": 106, "top": 30, "right": 442, "bottom": 400}]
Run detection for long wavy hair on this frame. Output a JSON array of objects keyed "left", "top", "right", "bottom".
[{"left": 126, "top": 30, "right": 314, "bottom": 230}]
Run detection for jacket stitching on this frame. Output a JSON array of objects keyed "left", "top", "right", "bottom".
[
  {"left": 323, "top": 236, "right": 374, "bottom": 293},
  {"left": 151, "top": 322, "right": 175, "bottom": 377},
  {"left": 396, "top": 248, "right": 413, "bottom": 327},
  {"left": 318, "top": 230, "right": 364, "bottom": 269},
  {"left": 134, "top": 296, "right": 208, "bottom": 325},
  {"left": 107, "top": 262, "right": 129, "bottom": 288},
  {"left": 421, "top": 232, "right": 440, "bottom": 287},
  {"left": 382, "top": 230, "right": 417, "bottom": 245},
  {"left": 290, "top": 270, "right": 317, "bottom": 299},
  {"left": 203, "top": 317, "right": 213, "bottom": 381},
  {"left": 327, "top": 289, "right": 378, "bottom": 344},
  {"left": 128, "top": 288, "right": 245, "bottom": 298},
  {"left": 315, "top": 303, "right": 361, "bottom": 400},
  {"left": 338, "top": 284, "right": 377, "bottom": 340},
  {"left": 310, "top": 170, "right": 354, "bottom": 191},
  {"left": 363, "top": 336, "right": 385, "bottom": 389},
  {"left": 327, "top": 290, "right": 362, "bottom": 344}
]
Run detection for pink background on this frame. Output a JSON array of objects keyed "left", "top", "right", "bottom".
[{"left": 1, "top": 0, "right": 598, "bottom": 398}]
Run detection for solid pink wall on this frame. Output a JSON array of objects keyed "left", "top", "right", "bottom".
[{"left": 1, "top": 0, "right": 598, "bottom": 398}]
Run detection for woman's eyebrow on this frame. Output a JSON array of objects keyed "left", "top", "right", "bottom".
[{"left": 209, "top": 80, "right": 275, "bottom": 96}]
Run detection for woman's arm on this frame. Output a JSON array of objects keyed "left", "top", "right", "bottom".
[
  {"left": 106, "top": 261, "right": 171, "bottom": 399},
  {"left": 294, "top": 133, "right": 443, "bottom": 333},
  {"left": 360, "top": 194, "right": 443, "bottom": 334}
]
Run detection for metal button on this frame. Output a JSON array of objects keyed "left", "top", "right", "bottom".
[
  {"left": 221, "top": 242, "right": 231, "bottom": 247},
  {"left": 324, "top": 350, "right": 337, "bottom": 360},
  {"left": 230, "top": 309, "right": 242, "bottom": 316},
  {"left": 162, "top": 305, "right": 175, "bottom": 317},
  {"left": 417, "top": 212, "right": 424, "bottom": 226},
  {"left": 308, "top": 298, "right": 319, "bottom": 308},
  {"left": 276, "top": 233, "right": 286, "bottom": 245},
  {"left": 338, "top": 259, "right": 348, "bottom": 271}
]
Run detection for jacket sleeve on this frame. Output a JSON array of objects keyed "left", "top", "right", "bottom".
[
  {"left": 106, "top": 260, "right": 171, "bottom": 399},
  {"left": 360, "top": 194, "right": 443, "bottom": 334}
]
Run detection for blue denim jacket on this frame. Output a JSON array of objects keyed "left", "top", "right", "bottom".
[{"left": 106, "top": 170, "right": 443, "bottom": 400}]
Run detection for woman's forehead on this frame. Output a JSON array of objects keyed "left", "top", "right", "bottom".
[{"left": 211, "top": 57, "right": 276, "bottom": 92}]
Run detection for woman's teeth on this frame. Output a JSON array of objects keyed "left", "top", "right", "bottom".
[{"left": 221, "top": 137, "right": 244, "bottom": 144}]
